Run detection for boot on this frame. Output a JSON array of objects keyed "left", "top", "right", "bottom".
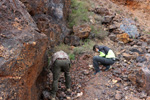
[{"left": 104, "top": 65, "right": 110, "bottom": 71}]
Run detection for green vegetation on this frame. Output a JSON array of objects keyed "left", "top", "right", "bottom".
[
  {"left": 68, "top": 0, "right": 89, "bottom": 28},
  {"left": 69, "top": 53, "right": 75, "bottom": 60},
  {"left": 73, "top": 40, "right": 95, "bottom": 55},
  {"left": 134, "top": 17, "right": 138, "bottom": 22},
  {"left": 54, "top": 43, "right": 70, "bottom": 54},
  {"left": 91, "top": 25, "right": 109, "bottom": 39},
  {"left": 147, "top": 32, "right": 150, "bottom": 34},
  {"left": 53, "top": 40, "right": 95, "bottom": 58},
  {"left": 144, "top": 31, "right": 150, "bottom": 34}
]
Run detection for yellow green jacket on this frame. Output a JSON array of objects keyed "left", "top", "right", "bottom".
[{"left": 98, "top": 46, "right": 115, "bottom": 58}]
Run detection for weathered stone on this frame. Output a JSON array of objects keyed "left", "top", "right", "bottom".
[
  {"left": 73, "top": 25, "right": 91, "bottom": 39},
  {"left": 20, "top": 0, "right": 70, "bottom": 21},
  {"left": 82, "top": 70, "right": 90, "bottom": 75},
  {"left": 42, "top": 91, "right": 51, "bottom": 100},
  {"left": 109, "top": 34, "right": 117, "bottom": 42},
  {"left": 136, "top": 56, "right": 147, "bottom": 63},
  {"left": 137, "top": 63, "right": 144, "bottom": 67},
  {"left": 93, "top": 8, "right": 110, "bottom": 15},
  {"left": 142, "top": 42, "right": 148, "bottom": 47},
  {"left": 128, "top": 66, "right": 150, "bottom": 95},
  {"left": 108, "top": 23, "right": 120, "bottom": 30},
  {"left": 34, "top": 14, "right": 70, "bottom": 47},
  {"left": 102, "top": 16, "right": 114, "bottom": 24},
  {"left": 130, "top": 48, "right": 143, "bottom": 54},
  {"left": 112, "top": 29, "right": 124, "bottom": 34},
  {"left": 139, "top": 91, "right": 147, "bottom": 99},
  {"left": 0, "top": 0, "right": 48, "bottom": 100},
  {"left": 117, "top": 33, "right": 131, "bottom": 43},
  {"left": 64, "top": 35, "right": 80, "bottom": 46},
  {"left": 20, "top": 0, "right": 71, "bottom": 47},
  {"left": 89, "top": 16, "right": 96, "bottom": 24},
  {"left": 120, "top": 18, "right": 139, "bottom": 38},
  {"left": 122, "top": 53, "right": 136, "bottom": 60},
  {"left": 115, "top": 91, "right": 122, "bottom": 100},
  {"left": 130, "top": 97, "right": 142, "bottom": 100}
]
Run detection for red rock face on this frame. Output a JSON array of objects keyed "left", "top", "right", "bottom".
[
  {"left": 0, "top": 0, "right": 48, "bottom": 100},
  {"left": 111, "top": 0, "right": 150, "bottom": 11}
]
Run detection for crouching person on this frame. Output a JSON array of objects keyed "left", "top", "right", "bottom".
[
  {"left": 93, "top": 45, "right": 116, "bottom": 75},
  {"left": 50, "top": 50, "right": 71, "bottom": 100}
]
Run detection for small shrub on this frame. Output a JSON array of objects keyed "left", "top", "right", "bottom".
[
  {"left": 147, "top": 32, "right": 150, "bottom": 34},
  {"left": 48, "top": 57, "right": 51, "bottom": 64},
  {"left": 98, "top": 29, "right": 109, "bottom": 39},
  {"left": 73, "top": 47, "right": 84, "bottom": 55},
  {"left": 134, "top": 17, "right": 138, "bottom": 22},
  {"left": 91, "top": 25, "right": 109, "bottom": 39},
  {"left": 83, "top": 40, "right": 95, "bottom": 51},
  {"left": 116, "top": 10, "right": 121, "bottom": 14},
  {"left": 91, "top": 25, "right": 100, "bottom": 34},
  {"left": 68, "top": 0, "right": 89, "bottom": 28},
  {"left": 69, "top": 53, "right": 75, "bottom": 60},
  {"left": 54, "top": 43, "right": 70, "bottom": 54},
  {"left": 73, "top": 40, "right": 95, "bottom": 55}
]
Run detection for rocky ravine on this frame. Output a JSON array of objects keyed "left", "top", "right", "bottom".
[
  {"left": 42, "top": 0, "right": 150, "bottom": 100},
  {"left": 1, "top": 0, "right": 150, "bottom": 100}
]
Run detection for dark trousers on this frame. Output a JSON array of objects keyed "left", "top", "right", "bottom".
[
  {"left": 51, "top": 59, "right": 71, "bottom": 97},
  {"left": 93, "top": 56, "right": 115, "bottom": 72}
]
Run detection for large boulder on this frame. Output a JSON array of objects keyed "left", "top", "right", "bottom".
[
  {"left": 120, "top": 18, "right": 140, "bottom": 38},
  {"left": 0, "top": 0, "right": 48, "bottom": 100},
  {"left": 128, "top": 54, "right": 150, "bottom": 95},
  {"left": 73, "top": 25, "right": 91, "bottom": 39},
  {"left": 20, "top": 0, "right": 71, "bottom": 47}
]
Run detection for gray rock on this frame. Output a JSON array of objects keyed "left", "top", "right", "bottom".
[
  {"left": 102, "top": 16, "right": 114, "bottom": 23},
  {"left": 120, "top": 18, "right": 139, "bottom": 38},
  {"left": 109, "top": 34, "right": 117, "bottom": 42},
  {"left": 115, "top": 92, "right": 122, "bottom": 100},
  {"left": 42, "top": 91, "right": 51, "bottom": 100},
  {"left": 136, "top": 56, "right": 147, "bottom": 63},
  {"left": 64, "top": 35, "right": 80, "bottom": 46}
]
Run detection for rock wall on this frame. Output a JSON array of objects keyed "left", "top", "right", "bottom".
[
  {"left": 0, "top": 0, "right": 48, "bottom": 100},
  {"left": 20, "top": 0, "right": 71, "bottom": 47}
]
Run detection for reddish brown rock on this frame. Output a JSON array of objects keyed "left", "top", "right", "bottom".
[
  {"left": 117, "top": 33, "right": 131, "bottom": 43},
  {"left": 0, "top": 0, "right": 48, "bottom": 100},
  {"left": 128, "top": 60, "right": 150, "bottom": 95},
  {"left": 73, "top": 25, "right": 91, "bottom": 39},
  {"left": 93, "top": 8, "right": 110, "bottom": 16},
  {"left": 122, "top": 53, "right": 137, "bottom": 60}
]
